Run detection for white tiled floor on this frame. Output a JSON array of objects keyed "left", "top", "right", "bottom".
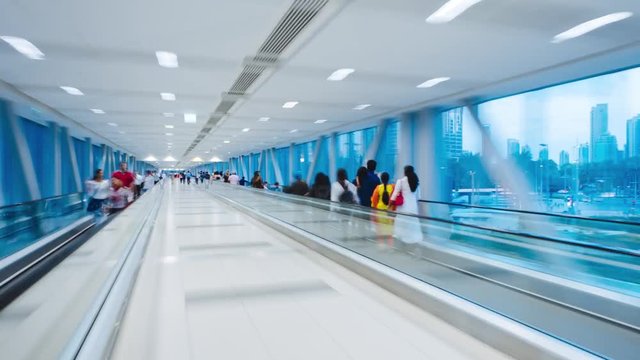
[{"left": 111, "top": 184, "right": 512, "bottom": 360}]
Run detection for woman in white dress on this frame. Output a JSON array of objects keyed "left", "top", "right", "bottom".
[{"left": 390, "top": 165, "right": 423, "bottom": 249}]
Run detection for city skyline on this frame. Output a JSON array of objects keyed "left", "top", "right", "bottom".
[{"left": 461, "top": 67, "right": 640, "bottom": 162}]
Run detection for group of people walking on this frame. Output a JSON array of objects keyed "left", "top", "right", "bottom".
[
  {"left": 85, "top": 161, "right": 159, "bottom": 222},
  {"left": 273, "top": 160, "right": 420, "bottom": 215}
]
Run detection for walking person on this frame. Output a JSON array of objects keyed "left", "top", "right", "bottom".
[
  {"left": 307, "top": 172, "right": 331, "bottom": 200},
  {"left": 331, "top": 168, "right": 359, "bottom": 204},
  {"left": 390, "top": 165, "right": 423, "bottom": 253},
  {"left": 359, "top": 160, "right": 381, "bottom": 207},
  {"left": 371, "top": 172, "right": 395, "bottom": 247},
  {"left": 86, "top": 169, "right": 110, "bottom": 223}
]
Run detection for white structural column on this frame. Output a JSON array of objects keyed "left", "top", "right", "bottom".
[
  {"left": 7, "top": 106, "right": 41, "bottom": 200},
  {"left": 86, "top": 137, "right": 93, "bottom": 180},
  {"left": 288, "top": 143, "right": 294, "bottom": 184},
  {"left": 306, "top": 137, "right": 323, "bottom": 184},
  {"left": 100, "top": 144, "right": 107, "bottom": 173},
  {"left": 414, "top": 108, "right": 448, "bottom": 202},
  {"left": 366, "top": 119, "right": 389, "bottom": 166},
  {"left": 397, "top": 113, "right": 416, "bottom": 181},
  {"left": 270, "top": 148, "right": 284, "bottom": 185},
  {"left": 63, "top": 127, "right": 82, "bottom": 192},
  {"left": 328, "top": 133, "right": 337, "bottom": 183},
  {"left": 465, "top": 103, "right": 533, "bottom": 207}
]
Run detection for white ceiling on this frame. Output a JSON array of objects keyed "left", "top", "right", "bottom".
[{"left": 1, "top": 0, "right": 640, "bottom": 166}]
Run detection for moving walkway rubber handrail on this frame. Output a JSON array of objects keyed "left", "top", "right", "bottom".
[
  {"left": 419, "top": 199, "right": 640, "bottom": 227},
  {"left": 0, "top": 192, "right": 85, "bottom": 210},
  {"left": 224, "top": 184, "right": 640, "bottom": 258}
]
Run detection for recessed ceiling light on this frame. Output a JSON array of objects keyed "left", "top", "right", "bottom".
[
  {"left": 118, "top": 131, "right": 125, "bottom": 134},
  {"left": 327, "top": 68, "right": 355, "bottom": 81},
  {"left": 192, "top": 157, "right": 203, "bottom": 162},
  {"left": 165, "top": 125, "right": 174, "bottom": 129},
  {"left": 0, "top": 36, "right": 45, "bottom": 60},
  {"left": 417, "top": 77, "right": 451, "bottom": 88},
  {"left": 164, "top": 156, "right": 176, "bottom": 161},
  {"left": 161, "top": 92, "right": 176, "bottom": 101},
  {"left": 242, "top": 128, "right": 250, "bottom": 132},
  {"left": 282, "top": 101, "right": 299, "bottom": 109},
  {"left": 552, "top": 12, "right": 633, "bottom": 43},
  {"left": 290, "top": 129, "right": 298, "bottom": 133},
  {"left": 210, "top": 156, "right": 222, "bottom": 162},
  {"left": 184, "top": 113, "right": 197, "bottom": 123},
  {"left": 60, "top": 86, "right": 84, "bottom": 96},
  {"left": 426, "top": 0, "right": 482, "bottom": 24},
  {"left": 167, "top": 142, "right": 173, "bottom": 145},
  {"left": 258, "top": 117, "right": 270, "bottom": 122},
  {"left": 205, "top": 151, "right": 210, "bottom": 154},
  {"left": 353, "top": 104, "right": 371, "bottom": 110},
  {"left": 223, "top": 140, "right": 231, "bottom": 144},
  {"left": 155, "top": 51, "right": 179, "bottom": 68},
  {"left": 314, "top": 119, "right": 327, "bottom": 124},
  {"left": 144, "top": 155, "right": 158, "bottom": 161},
  {"left": 90, "top": 108, "right": 105, "bottom": 114},
  {"left": 163, "top": 112, "right": 175, "bottom": 117},
  {"left": 166, "top": 132, "right": 173, "bottom": 136},
  {"left": 107, "top": 122, "right": 118, "bottom": 127}
]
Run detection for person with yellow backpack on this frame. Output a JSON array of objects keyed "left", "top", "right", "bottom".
[{"left": 371, "top": 172, "right": 394, "bottom": 210}]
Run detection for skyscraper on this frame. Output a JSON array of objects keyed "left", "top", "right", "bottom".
[
  {"left": 590, "top": 104, "right": 608, "bottom": 162},
  {"left": 442, "top": 107, "right": 463, "bottom": 158},
  {"left": 538, "top": 145, "right": 549, "bottom": 161},
  {"left": 578, "top": 143, "right": 589, "bottom": 164},
  {"left": 627, "top": 115, "right": 640, "bottom": 158},
  {"left": 594, "top": 134, "right": 619, "bottom": 163},
  {"left": 507, "top": 138, "right": 520, "bottom": 157},
  {"left": 559, "top": 150, "right": 570, "bottom": 166}
]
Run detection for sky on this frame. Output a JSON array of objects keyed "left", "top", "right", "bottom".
[{"left": 463, "top": 66, "right": 640, "bottom": 162}]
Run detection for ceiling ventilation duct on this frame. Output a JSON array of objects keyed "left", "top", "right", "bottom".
[{"left": 183, "top": 0, "right": 329, "bottom": 159}]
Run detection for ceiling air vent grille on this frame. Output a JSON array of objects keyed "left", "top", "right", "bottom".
[
  {"left": 182, "top": 0, "right": 329, "bottom": 159},
  {"left": 214, "top": 99, "right": 237, "bottom": 115},
  {"left": 228, "top": 65, "right": 266, "bottom": 95},
  {"left": 257, "top": 0, "right": 328, "bottom": 58}
]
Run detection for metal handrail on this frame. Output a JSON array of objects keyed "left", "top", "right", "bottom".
[
  {"left": 0, "top": 192, "right": 85, "bottom": 210},
  {"left": 419, "top": 199, "right": 640, "bottom": 227}
]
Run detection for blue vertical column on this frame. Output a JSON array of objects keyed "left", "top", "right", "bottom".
[{"left": 48, "top": 121, "right": 62, "bottom": 196}]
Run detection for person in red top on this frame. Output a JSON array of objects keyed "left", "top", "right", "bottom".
[{"left": 112, "top": 162, "right": 135, "bottom": 189}]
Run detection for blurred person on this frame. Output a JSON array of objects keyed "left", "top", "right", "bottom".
[
  {"left": 229, "top": 172, "right": 240, "bottom": 185},
  {"left": 86, "top": 169, "right": 110, "bottom": 222},
  {"left": 223, "top": 171, "right": 230, "bottom": 183},
  {"left": 251, "top": 171, "right": 264, "bottom": 189},
  {"left": 390, "top": 165, "right": 420, "bottom": 214},
  {"left": 112, "top": 161, "right": 135, "bottom": 190},
  {"left": 331, "top": 168, "right": 358, "bottom": 204},
  {"left": 111, "top": 162, "right": 135, "bottom": 203},
  {"left": 272, "top": 182, "right": 283, "bottom": 192},
  {"left": 134, "top": 172, "right": 144, "bottom": 198},
  {"left": 284, "top": 174, "right": 309, "bottom": 196},
  {"left": 239, "top": 176, "right": 247, "bottom": 186},
  {"left": 307, "top": 172, "right": 331, "bottom": 200},
  {"left": 371, "top": 172, "right": 394, "bottom": 210},
  {"left": 109, "top": 178, "right": 128, "bottom": 214},
  {"left": 354, "top": 166, "right": 367, "bottom": 205},
  {"left": 390, "top": 165, "right": 422, "bottom": 254},
  {"left": 142, "top": 170, "right": 155, "bottom": 193},
  {"left": 359, "top": 160, "right": 381, "bottom": 207}
]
